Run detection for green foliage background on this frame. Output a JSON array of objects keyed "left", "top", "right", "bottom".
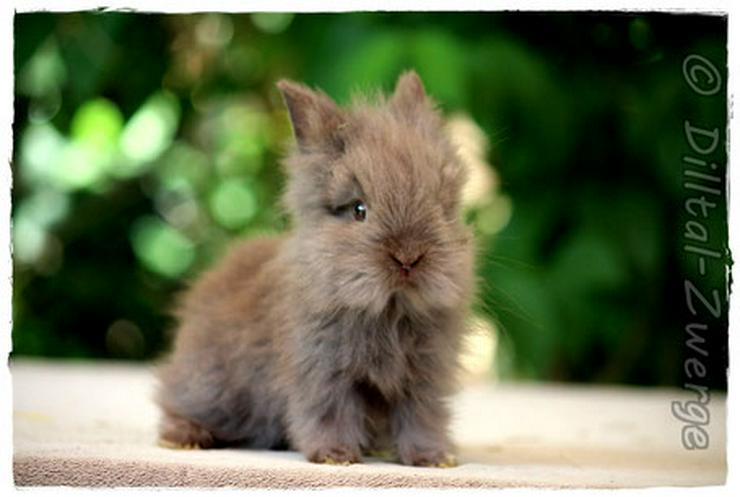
[{"left": 12, "top": 12, "right": 728, "bottom": 387}]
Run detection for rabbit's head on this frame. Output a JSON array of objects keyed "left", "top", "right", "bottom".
[{"left": 278, "top": 71, "right": 474, "bottom": 317}]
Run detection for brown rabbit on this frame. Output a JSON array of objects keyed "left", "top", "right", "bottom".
[{"left": 156, "top": 71, "right": 475, "bottom": 467}]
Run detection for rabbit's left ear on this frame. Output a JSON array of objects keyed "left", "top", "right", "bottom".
[
  {"left": 391, "top": 70, "right": 428, "bottom": 116},
  {"left": 277, "top": 80, "right": 344, "bottom": 153}
]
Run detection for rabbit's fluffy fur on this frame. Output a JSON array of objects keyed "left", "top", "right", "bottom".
[{"left": 157, "top": 71, "right": 475, "bottom": 467}]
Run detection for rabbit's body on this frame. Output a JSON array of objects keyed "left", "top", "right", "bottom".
[
  {"left": 157, "top": 71, "right": 475, "bottom": 466},
  {"left": 158, "top": 237, "right": 289, "bottom": 450}
]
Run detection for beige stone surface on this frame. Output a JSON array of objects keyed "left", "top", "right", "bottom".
[{"left": 11, "top": 360, "right": 726, "bottom": 488}]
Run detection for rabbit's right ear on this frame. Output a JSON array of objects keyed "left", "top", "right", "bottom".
[
  {"left": 391, "top": 70, "right": 428, "bottom": 117},
  {"left": 277, "top": 80, "right": 344, "bottom": 153}
]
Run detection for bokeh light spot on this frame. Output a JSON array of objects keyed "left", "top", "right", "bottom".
[
  {"left": 477, "top": 196, "right": 512, "bottom": 236},
  {"left": 57, "top": 142, "right": 107, "bottom": 190},
  {"left": 209, "top": 178, "right": 258, "bottom": 230},
  {"left": 461, "top": 315, "right": 497, "bottom": 380},
  {"left": 251, "top": 13, "right": 294, "bottom": 34},
  {"left": 629, "top": 18, "right": 652, "bottom": 51},
  {"left": 71, "top": 98, "right": 123, "bottom": 159},
  {"left": 196, "top": 14, "right": 233, "bottom": 47},
  {"left": 130, "top": 216, "right": 195, "bottom": 278},
  {"left": 13, "top": 214, "right": 47, "bottom": 264},
  {"left": 15, "top": 189, "right": 70, "bottom": 229},
  {"left": 18, "top": 37, "right": 67, "bottom": 98},
  {"left": 19, "top": 123, "right": 66, "bottom": 188},
  {"left": 120, "top": 91, "right": 180, "bottom": 173},
  {"left": 106, "top": 319, "right": 146, "bottom": 359}
]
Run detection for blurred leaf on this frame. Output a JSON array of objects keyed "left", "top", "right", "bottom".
[
  {"left": 548, "top": 230, "right": 627, "bottom": 294},
  {"left": 483, "top": 265, "right": 559, "bottom": 379},
  {"left": 324, "top": 30, "right": 406, "bottom": 102},
  {"left": 410, "top": 29, "right": 468, "bottom": 108},
  {"left": 472, "top": 37, "right": 574, "bottom": 184}
]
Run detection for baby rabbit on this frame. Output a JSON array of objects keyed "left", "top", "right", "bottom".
[{"left": 156, "top": 71, "right": 475, "bottom": 467}]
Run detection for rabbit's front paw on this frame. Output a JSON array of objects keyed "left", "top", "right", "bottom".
[
  {"left": 399, "top": 447, "right": 457, "bottom": 468},
  {"left": 308, "top": 445, "right": 362, "bottom": 465}
]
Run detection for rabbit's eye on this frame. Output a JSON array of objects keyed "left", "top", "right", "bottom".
[
  {"left": 328, "top": 199, "right": 367, "bottom": 221},
  {"left": 353, "top": 201, "right": 367, "bottom": 222}
]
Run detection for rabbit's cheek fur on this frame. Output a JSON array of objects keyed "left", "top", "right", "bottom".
[
  {"left": 282, "top": 228, "right": 383, "bottom": 314},
  {"left": 400, "top": 243, "right": 474, "bottom": 315},
  {"left": 297, "top": 222, "right": 470, "bottom": 317}
]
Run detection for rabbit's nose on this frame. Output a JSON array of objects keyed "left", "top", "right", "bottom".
[{"left": 389, "top": 252, "right": 425, "bottom": 278}]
